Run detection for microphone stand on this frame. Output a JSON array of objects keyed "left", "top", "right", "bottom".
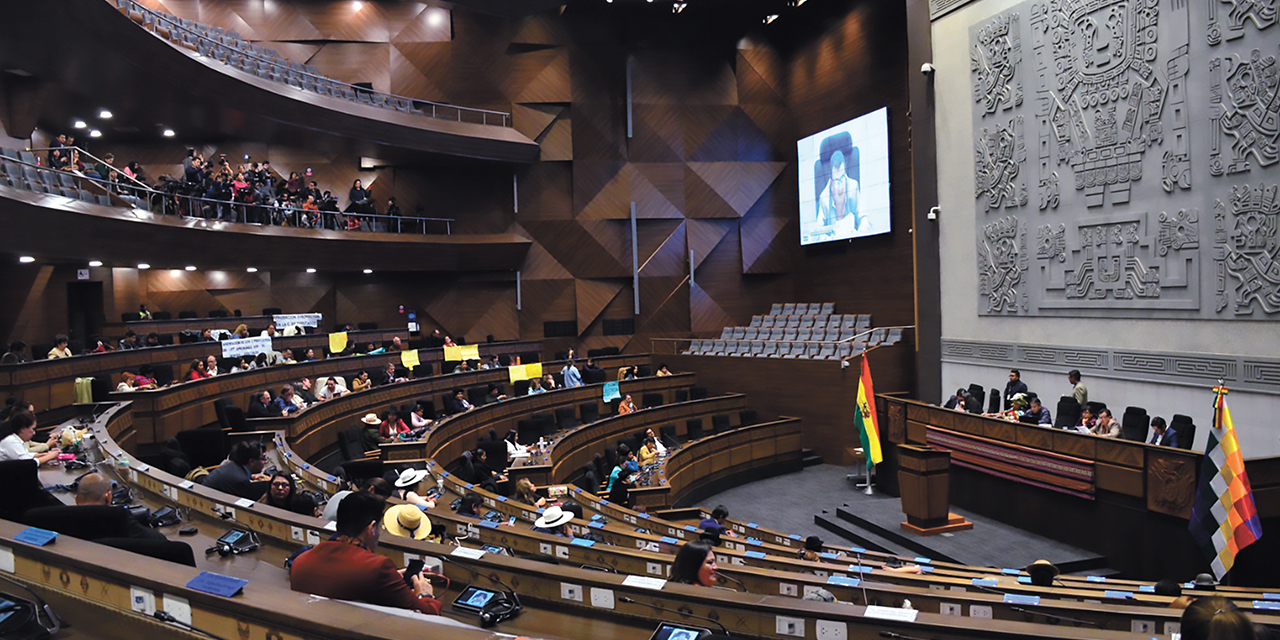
[
  {"left": 436, "top": 554, "right": 523, "bottom": 625},
  {"left": 617, "top": 595, "right": 729, "bottom": 636},
  {"left": 717, "top": 572, "right": 749, "bottom": 593}
]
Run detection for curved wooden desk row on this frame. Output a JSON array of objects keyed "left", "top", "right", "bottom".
[
  {"left": 108, "top": 340, "right": 542, "bottom": 448},
  {"left": 89, "top": 401, "right": 1280, "bottom": 638},
  {"left": 377, "top": 365, "right": 683, "bottom": 467},
  {"left": 117, "top": 313, "right": 335, "bottom": 337},
  {"left": 0, "top": 328, "right": 411, "bottom": 412}
]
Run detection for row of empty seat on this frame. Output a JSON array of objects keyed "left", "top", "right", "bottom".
[
  {"left": 117, "top": 0, "right": 502, "bottom": 124},
  {"left": 746, "top": 313, "right": 871, "bottom": 331},
  {"left": 0, "top": 151, "right": 112, "bottom": 206},
  {"left": 723, "top": 324, "right": 865, "bottom": 342},
  {"left": 769, "top": 302, "right": 835, "bottom": 316},
  {"left": 684, "top": 328, "right": 902, "bottom": 359}
]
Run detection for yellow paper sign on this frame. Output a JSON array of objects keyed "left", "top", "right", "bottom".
[
  {"left": 328, "top": 331, "right": 348, "bottom": 354},
  {"left": 401, "top": 349, "right": 420, "bottom": 369},
  {"left": 508, "top": 362, "right": 544, "bottom": 384},
  {"left": 445, "top": 344, "right": 480, "bottom": 361}
]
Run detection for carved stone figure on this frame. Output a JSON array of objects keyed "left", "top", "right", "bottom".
[
  {"left": 975, "top": 116, "right": 1030, "bottom": 211},
  {"left": 972, "top": 12, "right": 1024, "bottom": 115},
  {"left": 978, "top": 215, "right": 1029, "bottom": 313},
  {"left": 1213, "top": 183, "right": 1280, "bottom": 314},
  {"left": 1209, "top": 47, "right": 1280, "bottom": 177},
  {"left": 1208, "top": 0, "right": 1278, "bottom": 45}
]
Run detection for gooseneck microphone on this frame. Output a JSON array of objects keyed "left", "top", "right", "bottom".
[
  {"left": 879, "top": 631, "right": 931, "bottom": 640},
  {"left": 1007, "top": 606, "right": 1100, "bottom": 628},
  {"left": 618, "top": 596, "right": 729, "bottom": 636},
  {"left": 717, "top": 572, "right": 749, "bottom": 593}
]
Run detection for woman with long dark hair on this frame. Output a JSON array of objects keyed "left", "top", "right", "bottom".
[{"left": 670, "top": 540, "right": 718, "bottom": 586}]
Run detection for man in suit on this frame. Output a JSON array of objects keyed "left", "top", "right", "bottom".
[
  {"left": 290, "top": 491, "right": 441, "bottom": 614},
  {"left": 1149, "top": 416, "right": 1178, "bottom": 447},
  {"left": 1003, "top": 369, "right": 1028, "bottom": 410},
  {"left": 202, "top": 442, "right": 269, "bottom": 501},
  {"left": 75, "top": 473, "right": 166, "bottom": 541},
  {"left": 378, "top": 362, "right": 406, "bottom": 386}
]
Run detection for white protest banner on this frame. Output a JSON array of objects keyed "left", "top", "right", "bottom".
[
  {"left": 273, "top": 313, "right": 323, "bottom": 328},
  {"left": 221, "top": 336, "right": 273, "bottom": 359}
]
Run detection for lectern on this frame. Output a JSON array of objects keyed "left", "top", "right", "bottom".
[{"left": 897, "top": 445, "right": 972, "bottom": 535}]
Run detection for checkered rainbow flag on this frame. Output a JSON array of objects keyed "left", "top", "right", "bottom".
[{"left": 1188, "top": 385, "right": 1262, "bottom": 580}]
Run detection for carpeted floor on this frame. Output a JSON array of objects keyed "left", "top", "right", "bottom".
[{"left": 700, "top": 464, "right": 867, "bottom": 547}]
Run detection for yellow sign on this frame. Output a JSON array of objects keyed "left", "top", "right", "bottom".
[
  {"left": 445, "top": 344, "right": 479, "bottom": 361},
  {"left": 328, "top": 331, "right": 348, "bottom": 354},
  {"left": 508, "top": 362, "right": 544, "bottom": 384},
  {"left": 401, "top": 349, "right": 420, "bottom": 369}
]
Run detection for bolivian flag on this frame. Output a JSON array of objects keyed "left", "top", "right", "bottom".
[{"left": 854, "top": 356, "right": 882, "bottom": 470}]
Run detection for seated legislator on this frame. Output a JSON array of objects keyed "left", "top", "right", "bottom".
[
  {"left": 0, "top": 412, "right": 62, "bottom": 465},
  {"left": 76, "top": 472, "right": 165, "bottom": 540},
  {"left": 48, "top": 334, "right": 73, "bottom": 359},
  {"left": 409, "top": 404, "right": 433, "bottom": 432},
  {"left": 561, "top": 360, "right": 583, "bottom": 388},
  {"left": 655, "top": 364, "right": 673, "bottom": 377},
  {"left": 1090, "top": 409, "right": 1121, "bottom": 438},
  {"left": 247, "top": 390, "right": 278, "bottom": 418},
  {"left": 1021, "top": 396, "right": 1052, "bottom": 425},
  {"left": 617, "top": 394, "right": 638, "bottom": 415},
  {"left": 607, "top": 466, "right": 634, "bottom": 508},
  {"left": 290, "top": 491, "right": 441, "bottom": 614},
  {"left": 448, "top": 389, "right": 474, "bottom": 414},
  {"left": 185, "top": 359, "right": 210, "bottom": 381},
  {"left": 670, "top": 540, "right": 718, "bottom": 587},
  {"left": 295, "top": 378, "right": 319, "bottom": 406},
  {"left": 513, "top": 478, "right": 546, "bottom": 508},
  {"left": 1149, "top": 416, "right": 1177, "bottom": 447},
  {"left": 525, "top": 378, "right": 545, "bottom": 395},
  {"left": 380, "top": 409, "right": 411, "bottom": 441},
  {"left": 202, "top": 442, "right": 269, "bottom": 501},
  {"left": 378, "top": 362, "right": 406, "bottom": 386},
  {"left": 351, "top": 371, "right": 373, "bottom": 392},
  {"left": 637, "top": 437, "right": 660, "bottom": 466},
  {"left": 260, "top": 473, "right": 318, "bottom": 517},
  {"left": 317, "top": 377, "right": 348, "bottom": 401},
  {"left": 205, "top": 355, "right": 222, "bottom": 377},
  {"left": 531, "top": 505, "right": 574, "bottom": 537},
  {"left": 699, "top": 505, "right": 737, "bottom": 539},
  {"left": 115, "top": 371, "right": 158, "bottom": 392},
  {"left": 645, "top": 428, "right": 667, "bottom": 455}
]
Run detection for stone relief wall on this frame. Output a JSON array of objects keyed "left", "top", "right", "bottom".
[{"left": 969, "top": 0, "right": 1279, "bottom": 319}]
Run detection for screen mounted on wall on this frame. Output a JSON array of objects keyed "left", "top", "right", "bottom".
[{"left": 797, "top": 107, "right": 891, "bottom": 245}]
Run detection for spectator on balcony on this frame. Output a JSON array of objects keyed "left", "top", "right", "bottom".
[
  {"left": 300, "top": 194, "right": 320, "bottom": 228},
  {"left": 303, "top": 180, "right": 322, "bottom": 204},
  {"left": 91, "top": 153, "right": 116, "bottom": 181},
  {"left": 185, "top": 156, "right": 206, "bottom": 186},
  {"left": 47, "top": 335, "right": 73, "bottom": 359},
  {"left": 284, "top": 171, "right": 303, "bottom": 200},
  {"left": 386, "top": 197, "right": 401, "bottom": 231},
  {"left": 347, "top": 179, "right": 375, "bottom": 215}
]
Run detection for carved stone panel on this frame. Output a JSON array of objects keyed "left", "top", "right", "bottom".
[
  {"left": 972, "top": 12, "right": 1025, "bottom": 116},
  {"left": 1213, "top": 182, "right": 1280, "bottom": 315},
  {"left": 1146, "top": 450, "right": 1196, "bottom": 518},
  {"left": 1208, "top": 47, "right": 1280, "bottom": 177},
  {"left": 975, "top": 116, "right": 1030, "bottom": 210},
  {"left": 978, "top": 215, "right": 1029, "bottom": 313}
]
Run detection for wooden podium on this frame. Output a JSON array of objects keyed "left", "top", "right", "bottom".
[{"left": 897, "top": 445, "right": 973, "bottom": 536}]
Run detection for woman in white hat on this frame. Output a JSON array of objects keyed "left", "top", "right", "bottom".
[
  {"left": 393, "top": 468, "right": 436, "bottom": 509},
  {"left": 531, "top": 505, "right": 573, "bottom": 537},
  {"left": 383, "top": 503, "right": 433, "bottom": 540}
]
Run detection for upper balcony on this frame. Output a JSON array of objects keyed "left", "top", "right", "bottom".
[{"left": 0, "top": 0, "right": 541, "bottom": 164}]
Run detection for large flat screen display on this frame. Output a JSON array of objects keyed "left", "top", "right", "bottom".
[{"left": 797, "top": 107, "right": 891, "bottom": 245}]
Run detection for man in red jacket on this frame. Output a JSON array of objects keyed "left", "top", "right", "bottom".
[{"left": 289, "top": 491, "right": 441, "bottom": 614}]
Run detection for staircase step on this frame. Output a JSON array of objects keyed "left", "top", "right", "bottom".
[
  {"left": 813, "top": 512, "right": 902, "bottom": 556},
  {"left": 800, "top": 448, "right": 823, "bottom": 467},
  {"left": 835, "top": 507, "right": 958, "bottom": 563}
]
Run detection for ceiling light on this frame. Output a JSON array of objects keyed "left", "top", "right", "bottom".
[
  {"left": 185, "top": 265, "right": 197, "bottom": 271},
  {"left": 306, "top": 268, "right": 316, "bottom": 273},
  {"left": 89, "top": 130, "right": 102, "bottom": 138},
  {"left": 246, "top": 267, "right": 258, "bottom": 273},
  {"left": 137, "top": 263, "right": 150, "bottom": 270},
  {"left": 19, "top": 256, "right": 34, "bottom": 263},
  {"left": 163, "top": 128, "right": 175, "bottom": 138},
  {"left": 363, "top": 269, "right": 373, "bottom": 274},
  {"left": 764, "top": 14, "right": 779, "bottom": 23},
  {"left": 673, "top": 2, "right": 686, "bottom": 12},
  {"left": 73, "top": 120, "right": 87, "bottom": 129},
  {"left": 88, "top": 260, "right": 103, "bottom": 267},
  {"left": 98, "top": 110, "right": 112, "bottom": 119},
  {"left": 352, "top": 0, "right": 363, "bottom": 9},
  {"left": 427, "top": 8, "right": 445, "bottom": 26}
]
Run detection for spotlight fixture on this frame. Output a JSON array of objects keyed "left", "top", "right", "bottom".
[
  {"left": 98, "top": 110, "right": 113, "bottom": 119},
  {"left": 137, "top": 263, "right": 151, "bottom": 270},
  {"left": 306, "top": 268, "right": 317, "bottom": 273},
  {"left": 673, "top": 2, "right": 686, "bottom": 12},
  {"left": 19, "top": 256, "right": 34, "bottom": 263},
  {"left": 88, "top": 260, "right": 103, "bottom": 267},
  {"left": 89, "top": 130, "right": 102, "bottom": 138},
  {"left": 246, "top": 267, "right": 258, "bottom": 273},
  {"left": 363, "top": 269, "right": 373, "bottom": 274},
  {"left": 763, "top": 14, "right": 779, "bottom": 23},
  {"left": 73, "top": 120, "right": 87, "bottom": 129},
  {"left": 185, "top": 265, "right": 197, "bottom": 271},
  {"left": 789, "top": 0, "right": 807, "bottom": 6},
  {"left": 163, "top": 128, "right": 175, "bottom": 138}
]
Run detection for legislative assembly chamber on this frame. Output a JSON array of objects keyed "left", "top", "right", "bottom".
[{"left": 1, "top": 0, "right": 1278, "bottom": 638}]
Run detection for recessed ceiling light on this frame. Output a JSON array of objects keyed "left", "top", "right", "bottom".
[
  {"left": 137, "top": 263, "right": 150, "bottom": 270},
  {"left": 764, "top": 14, "right": 779, "bottom": 23},
  {"left": 163, "top": 128, "right": 175, "bottom": 138},
  {"left": 363, "top": 269, "right": 373, "bottom": 274},
  {"left": 98, "top": 110, "right": 112, "bottom": 119},
  {"left": 18, "top": 256, "right": 34, "bottom": 263},
  {"left": 73, "top": 120, "right": 87, "bottom": 129},
  {"left": 306, "top": 268, "right": 316, "bottom": 273},
  {"left": 89, "top": 130, "right": 102, "bottom": 138},
  {"left": 185, "top": 265, "right": 197, "bottom": 271},
  {"left": 246, "top": 267, "right": 258, "bottom": 273},
  {"left": 427, "top": 8, "right": 445, "bottom": 26},
  {"left": 88, "top": 260, "right": 103, "bottom": 267}
]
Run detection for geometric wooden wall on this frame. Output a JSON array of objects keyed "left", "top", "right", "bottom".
[{"left": 37, "top": 0, "right": 915, "bottom": 359}]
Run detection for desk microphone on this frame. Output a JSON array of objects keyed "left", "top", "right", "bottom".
[
  {"left": 717, "top": 572, "right": 749, "bottom": 593},
  {"left": 154, "top": 610, "right": 230, "bottom": 640},
  {"left": 853, "top": 552, "right": 871, "bottom": 606},
  {"left": 1008, "top": 605, "right": 1100, "bottom": 628},
  {"left": 879, "top": 631, "right": 931, "bottom": 640},
  {"left": 617, "top": 596, "right": 729, "bottom": 636}
]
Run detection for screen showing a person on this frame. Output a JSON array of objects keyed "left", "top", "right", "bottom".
[
  {"left": 648, "top": 623, "right": 709, "bottom": 640},
  {"left": 458, "top": 587, "right": 496, "bottom": 608},
  {"left": 797, "top": 107, "right": 891, "bottom": 245}
]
